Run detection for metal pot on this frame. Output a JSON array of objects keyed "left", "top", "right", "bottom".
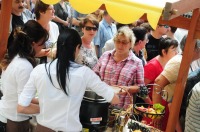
[{"left": 80, "top": 90, "right": 110, "bottom": 131}]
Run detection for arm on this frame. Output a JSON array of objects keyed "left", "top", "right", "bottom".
[
  {"left": 31, "top": 98, "right": 39, "bottom": 104},
  {"left": 152, "top": 74, "right": 169, "bottom": 104},
  {"left": 53, "top": 16, "right": 69, "bottom": 27},
  {"left": 18, "top": 69, "right": 38, "bottom": 114},
  {"left": 72, "top": 18, "right": 81, "bottom": 26},
  {"left": 17, "top": 103, "right": 39, "bottom": 114},
  {"left": 110, "top": 93, "right": 120, "bottom": 104}
]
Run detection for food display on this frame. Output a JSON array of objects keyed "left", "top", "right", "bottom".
[{"left": 133, "top": 103, "right": 165, "bottom": 119}]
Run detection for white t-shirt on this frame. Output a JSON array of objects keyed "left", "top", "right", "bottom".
[
  {"left": 0, "top": 55, "right": 33, "bottom": 122},
  {"left": 45, "top": 21, "right": 59, "bottom": 62},
  {"left": 18, "top": 60, "right": 114, "bottom": 131}
]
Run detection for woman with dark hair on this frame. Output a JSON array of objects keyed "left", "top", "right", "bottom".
[
  {"left": 17, "top": 28, "right": 119, "bottom": 132},
  {"left": 75, "top": 14, "right": 99, "bottom": 69},
  {"left": 34, "top": 0, "right": 59, "bottom": 62},
  {"left": 143, "top": 37, "right": 178, "bottom": 130},
  {"left": 0, "top": 20, "right": 48, "bottom": 132}
]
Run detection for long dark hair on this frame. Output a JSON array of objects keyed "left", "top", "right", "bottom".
[
  {"left": 0, "top": 20, "right": 48, "bottom": 70},
  {"left": 46, "top": 28, "right": 82, "bottom": 95}
]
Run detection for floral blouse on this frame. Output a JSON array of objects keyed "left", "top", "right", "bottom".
[{"left": 76, "top": 44, "right": 98, "bottom": 69}]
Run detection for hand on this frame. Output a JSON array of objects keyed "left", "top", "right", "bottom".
[{"left": 35, "top": 49, "right": 50, "bottom": 57}]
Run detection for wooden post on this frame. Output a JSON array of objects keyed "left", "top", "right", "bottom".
[
  {"left": 0, "top": 0, "right": 12, "bottom": 61},
  {"left": 166, "top": 8, "right": 200, "bottom": 132}
]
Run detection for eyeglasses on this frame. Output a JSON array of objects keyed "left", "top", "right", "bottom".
[
  {"left": 85, "top": 26, "right": 98, "bottom": 31},
  {"left": 115, "top": 39, "right": 130, "bottom": 45},
  {"left": 159, "top": 24, "right": 169, "bottom": 28}
]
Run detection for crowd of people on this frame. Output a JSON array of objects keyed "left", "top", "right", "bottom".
[{"left": 0, "top": 0, "right": 200, "bottom": 132}]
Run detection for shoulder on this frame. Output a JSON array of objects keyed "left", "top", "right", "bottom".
[
  {"left": 165, "top": 55, "right": 182, "bottom": 67},
  {"left": 128, "top": 52, "right": 142, "bottom": 63},
  {"left": 50, "top": 21, "right": 59, "bottom": 28}
]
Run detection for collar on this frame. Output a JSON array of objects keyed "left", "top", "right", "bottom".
[
  {"left": 102, "top": 19, "right": 111, "bottom": 28},
  {"left": 108, "top": 50, "right": 137, "bottom": 61}
]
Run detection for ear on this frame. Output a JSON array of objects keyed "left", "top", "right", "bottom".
[{"left": 162, "top": 49, "right": 167, "bottom": 56}]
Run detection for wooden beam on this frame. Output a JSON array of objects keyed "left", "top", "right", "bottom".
[
  {"left": 140, "top": 14, "right": 191, "bottom": 30},
  {"left": 194, "top": 17, "right": 200, "bottom": 39},
  {"left": 0, "top": 0, "right": 12, "bottom": 61},
  {"left": 166, "top": 8, "right": 200, "bottom": 132},
  {"left": 164, "top": 0, "right": 200, "bottom": 20}
]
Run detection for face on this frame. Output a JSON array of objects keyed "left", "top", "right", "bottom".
[
  {"left": 165, "top": 46, "right": 178, "bottom": 60},
  {"left": 12, "top": 0, "right": 25, "bottom": 14},
  {"left": 32, "top": 39, "right": 45, "bottom": 56},
  {"left": 40, "top": 5, "right": 55, "bottom": 21},
  {"left": 114, "top": 35, "right": 131, "bottom": 55},
  {"left": 193, "top": 47, "right": 200, "bottom": 61},
  {"left": 139, "top": 34, "right": 149, "bottom": 49},
  {"left": 82, "top": 22, "right": 98, "bottom": 39},
  {"left": 158, "top": 25, "right": 170, "bottom": 36}
]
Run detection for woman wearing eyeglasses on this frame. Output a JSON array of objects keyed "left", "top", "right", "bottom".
[
  {"left": 93, "top": 26, "right": 144, "bottom": 109},
  {"left": 75, "top": 14, "right": 98, "bottom": 69}
]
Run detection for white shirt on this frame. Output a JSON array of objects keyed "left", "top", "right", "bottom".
[
  {"left": 18, "top": 60, "right": 114, "bottom": 131},
  {"left": 45, "top": 21, "right": 59, "bottom": 62},
  {"left": 102, "top": 39, "right": 115, "bottom": 54},
  {"left": 0, "top": 55, "right": 33, "bottom": 122}
]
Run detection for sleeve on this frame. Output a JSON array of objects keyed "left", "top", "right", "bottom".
[
  {"left": 85, "top": 68, "right": 114, "bottom": 102},
  {"left": 135, "top": 60, "right": 145, "bottom": 86},
  {"left": 144, "top": 63, "right": 157, "bottom": 81},
  {"left": 15, "top": 62, "right": 33, "bottom": 98},
  {"left": 92, "top": 54, "right": 104, "bottom": 76},
  {"left": 161, "top": 57, "right": 181, "bottom": 83},
  {"left": 18, "top": 69, "right": 37, "bottom": 107}
]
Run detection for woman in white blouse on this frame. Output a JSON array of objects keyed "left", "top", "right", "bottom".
[
  {"left": 0, "top": 20, "right": 48, "bottom": 132},
  {"left": 75, "top": 14, "right": 98, "bottom": 69},
  {"left": 34, "top": 0, "right": 59, "bottom": 62},
  {"left": 17, "top": 28, "right": 119, "bottom": 132}
]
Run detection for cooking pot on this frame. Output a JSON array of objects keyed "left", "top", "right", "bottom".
[{"left": 80, "top": 90, "right": 110, "bottom": 131}]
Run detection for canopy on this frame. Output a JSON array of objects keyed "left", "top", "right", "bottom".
[{"left": 41, "top": 0, "right": 179, "bottom": 29}]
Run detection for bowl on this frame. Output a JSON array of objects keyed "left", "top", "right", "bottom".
[{"left": 133, "top": 103, "right": 165, "bottom": 119}]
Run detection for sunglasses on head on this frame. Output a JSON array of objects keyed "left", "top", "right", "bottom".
[
  {"left": 85, "top": 26, "right": 98, "bottom": 31},
  {"left": 159, "top": 24, "right": 169, "bottom": 28}
]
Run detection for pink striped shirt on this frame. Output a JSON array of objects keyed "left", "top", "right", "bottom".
[{"left": 93, "top": 50, "right": 144, "bottom": 108}]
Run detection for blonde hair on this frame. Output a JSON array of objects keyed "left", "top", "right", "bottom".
[{"left": 114, "top": 26, "right": 136, "bottom": 48}]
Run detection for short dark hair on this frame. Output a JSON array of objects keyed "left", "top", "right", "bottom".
[
  {"left": 170, "top": 26, "right": 177, "bottom": 33},
  {"left": 132, "top": 27, "right": 147, "bottom": 43},
  {"left": 158, "top": 37, "right": 178, "bottom": 56},
  {"left": 34, "top": 0, "right": 49, "bottom": 20}
]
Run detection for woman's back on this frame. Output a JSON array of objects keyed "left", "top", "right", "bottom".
[{"left": 22, "top": 60, "right": 114, "bottom": 131}]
